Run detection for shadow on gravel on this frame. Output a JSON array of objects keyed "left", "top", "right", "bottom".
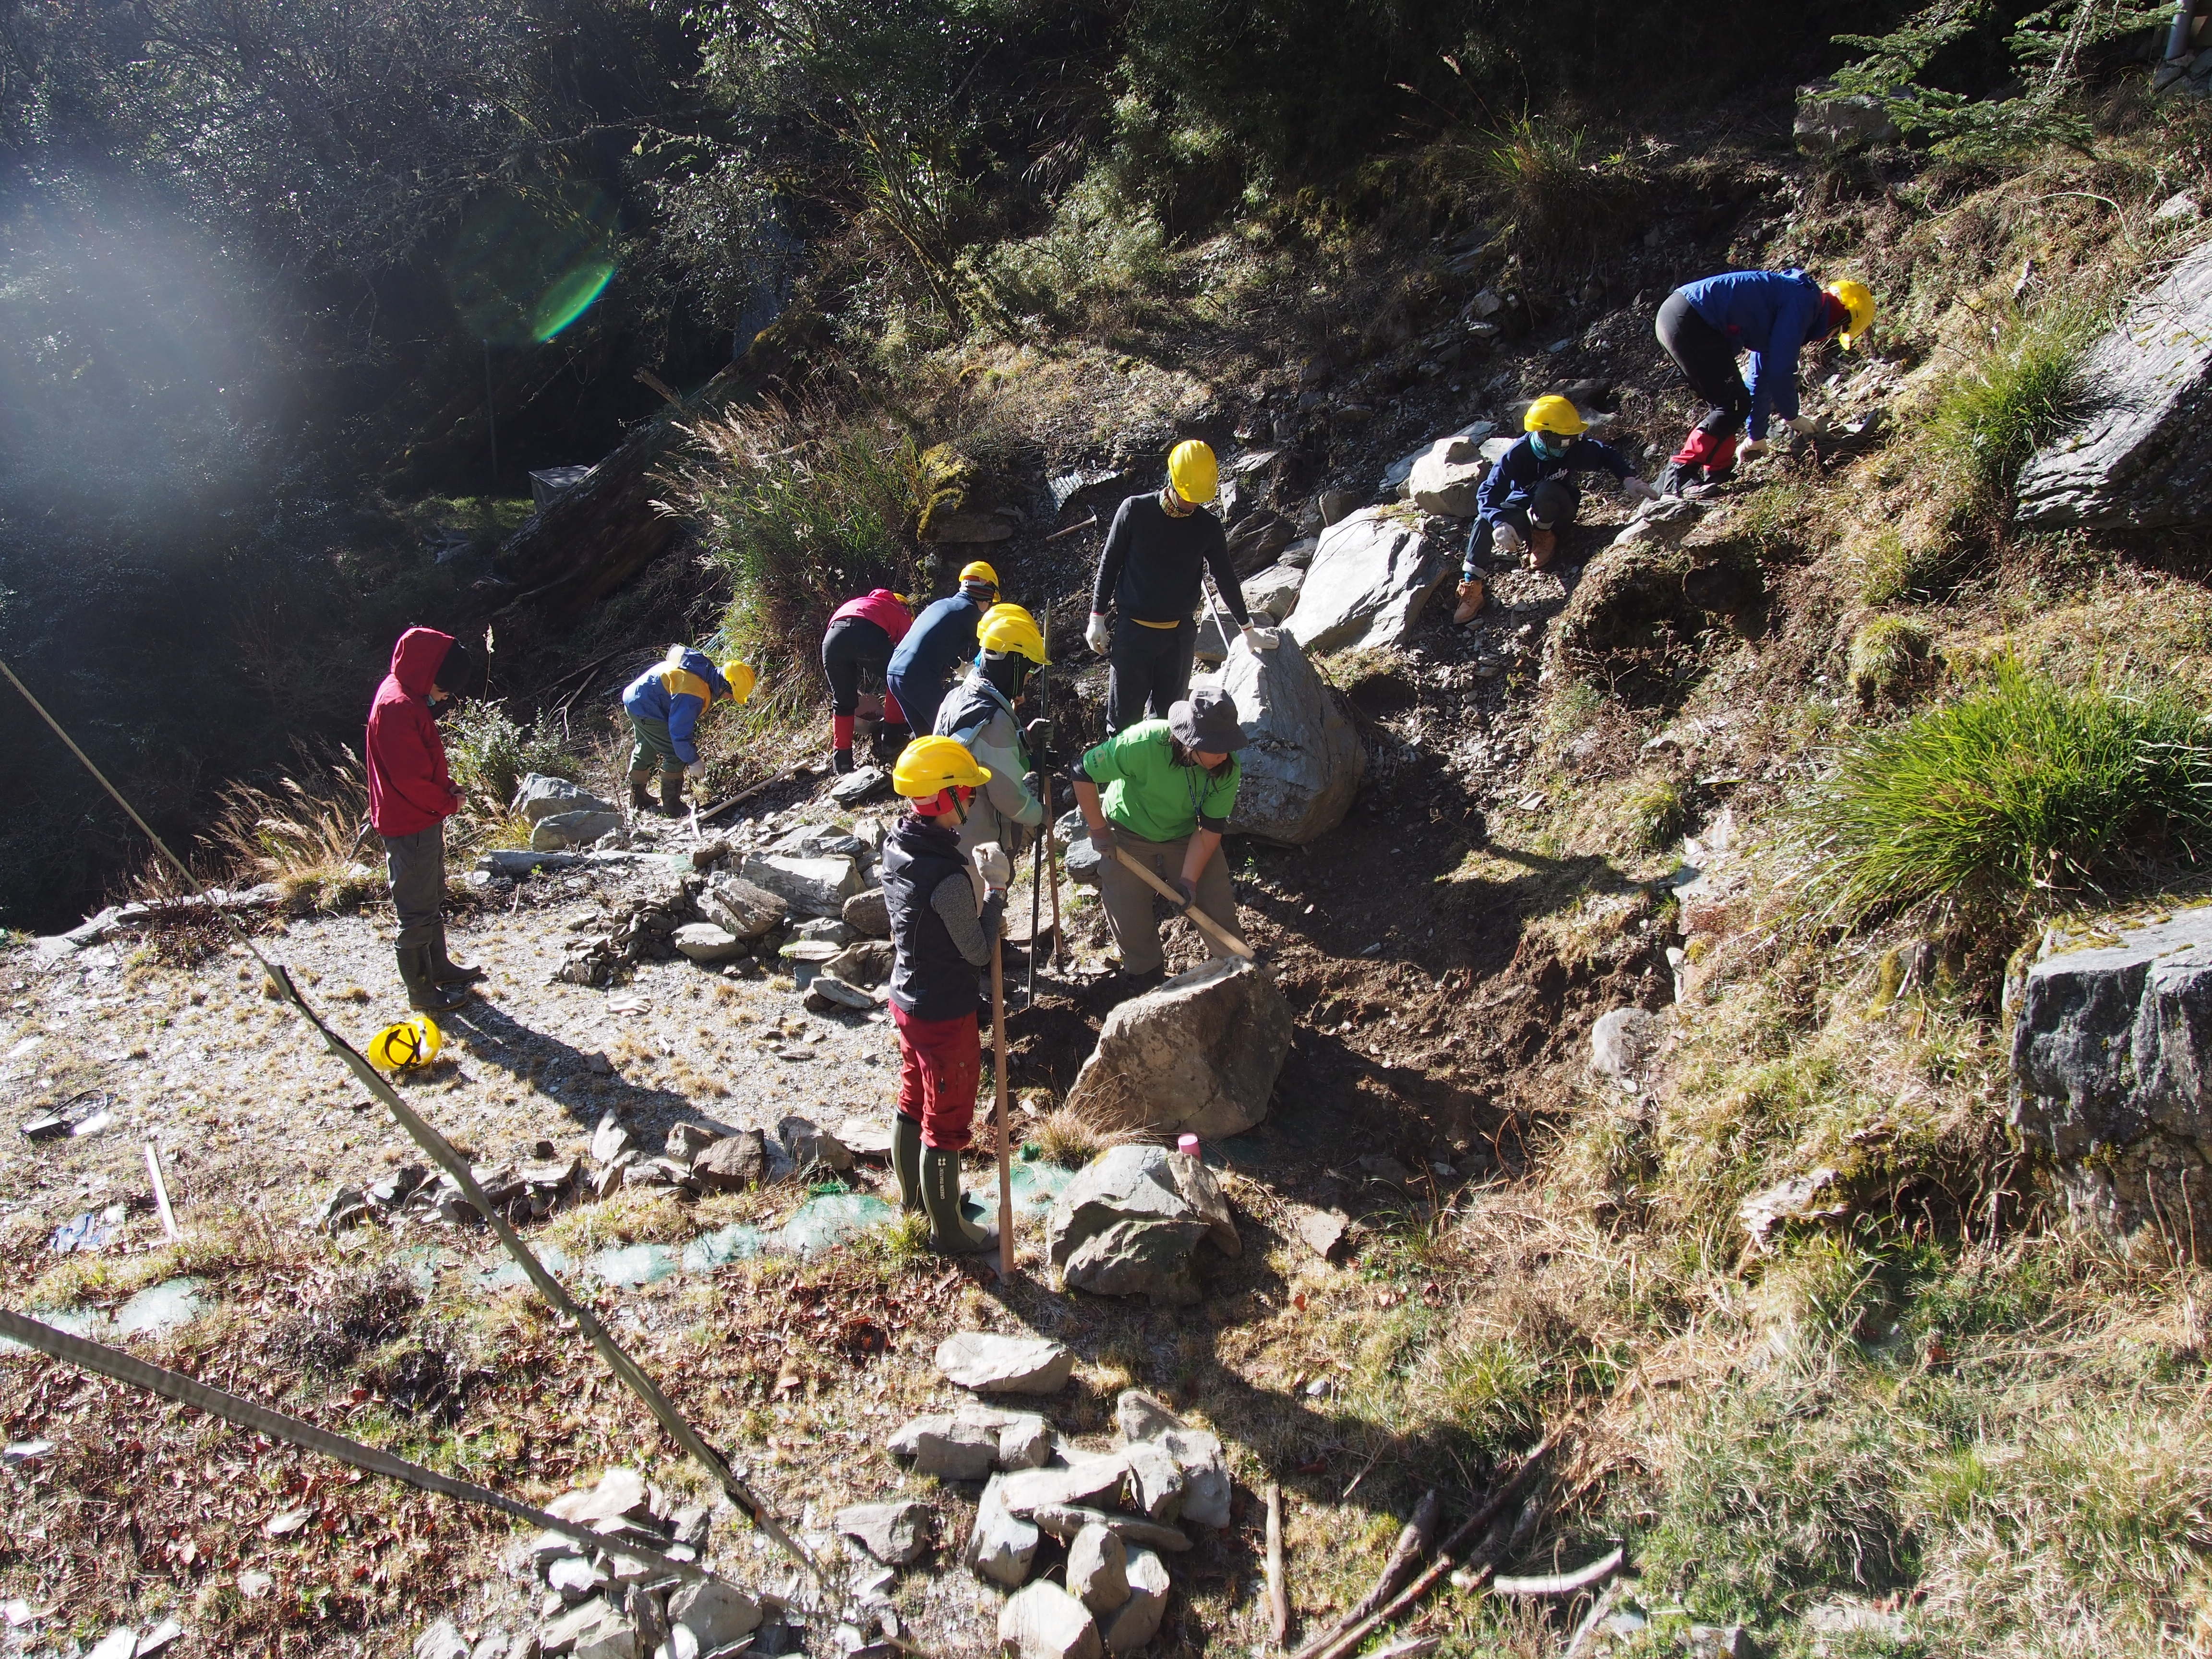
[{"left": 437, "top": 999, "right": 702, "bottom": 1138}]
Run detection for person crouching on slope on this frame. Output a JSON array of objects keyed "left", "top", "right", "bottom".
[
  {"left": 1654, "top": 269, "right": 1875, "bottom": 496},
  {"left": 881, "top": 736, "right": 1012, "bottom": 1255},
  {"left": 1070, "top": 686, "right": 1245, "bottom": 994},
  {"left": 822, "top": 587, "right": 914, "bottom": 774},
  {"left": 888, "top": 560, "right": 999, "bottom": 743},
  {"left": 1455, "top": 396, "right": 1658, "bottom": 622},
  {"left": 935, "top": 605, "right": 1049, "bottom": 860},
  {"left": 621, "top": 647, "right": 753, "bottom": 817},
  {"left": 365, "top": 626, "right": 482, "bottom": 1014}
]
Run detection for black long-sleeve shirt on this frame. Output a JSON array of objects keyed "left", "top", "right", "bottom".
[{"left": 1089, "top": 492, "right": 1250, "bottom": 628}]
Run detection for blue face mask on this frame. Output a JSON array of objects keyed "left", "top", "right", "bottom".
[{"left": 1531, "top": 430, "right": 1566, "bottom": 460}]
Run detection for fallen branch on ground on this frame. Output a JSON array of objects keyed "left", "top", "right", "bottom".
[
  {"left": 1289, "top": 1489, "right": 1440, "bottom": 1659},
  {"left": 1492, "top": 1546, "right": 1624, "bottom": 1598}
]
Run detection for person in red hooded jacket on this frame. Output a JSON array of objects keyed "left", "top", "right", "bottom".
[{"left": 365, "top": 626, "right": 482, "bottom": 1013}]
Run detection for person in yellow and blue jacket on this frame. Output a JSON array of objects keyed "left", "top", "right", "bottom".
[{"left": 622, "top": 647, "right": 755, "bottom": 816}]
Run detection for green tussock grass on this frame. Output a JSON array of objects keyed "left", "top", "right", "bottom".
[
  {"left": 1850, "top": 616, "right": 1937, "bottom": 706},
  {"left": 1927, "top": 301, "right": 2101, "bottom": 501},
  {"left": 1797, "top": 662, "right": 2212, "bottom": 927}
]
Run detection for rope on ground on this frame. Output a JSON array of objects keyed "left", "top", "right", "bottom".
[
  {"left": 0, "top": 1306, "right": 716, "bottom": 1587},
  {"left": 0, "top": 653, "right": 829, "bottom": 1598}
]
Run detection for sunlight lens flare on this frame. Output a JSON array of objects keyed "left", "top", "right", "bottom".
[{"left": 447, "top": 181, "right": 620, "bottom": 346}]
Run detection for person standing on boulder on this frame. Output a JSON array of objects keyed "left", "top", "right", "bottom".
[
  {"left": 1654, "top": 270, "right": 1874, "bottom": 495},
  {"left": 881, "top": 736, "right": 1010, "bottom": 1255},
  {"left": 887, "top": 561, "right": 998, "bottom": 741},
  {"left": 1457, "top": 396, "right": 1655, "bottom": 618},
  {"left": 1085, "top": 440, "right": 1274, "bottom": 735},
  {"left": 364, "top": 626, "right": 482, "bottom": 1015},
  {"left": 822, "top": 587, "right": 914, "bottom": 774},
  {"left": 621, "top": 648, "right": 752, "bottom": 817},
  {"left": 1070, "top": 687, "right": 1245, "bottom": 993},
  {"left": 936, "top": 606, "right": 1049, "bottom": 860}
]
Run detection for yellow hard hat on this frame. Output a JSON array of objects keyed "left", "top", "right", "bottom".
[
  {"left": 367, "top": 1014, "right": 442, "bottom": 1071},
  {"left": 892, "top": 735, "right": 991, "bottom": 798},
  {"left": 958, "top": 561, "right": 999, "bottom": 589},
  {"left": 1524, "top": 395, "right": 1587, "bottom": 437},
  {"left": 1826, "top": 279, "right": 1875, "bottom": 349},
  {"left": 978, "top": 608, "right": 1048, "bottom": 666},
  {"left": 721, "top": 661, "right": 756, "bottom": 704},
  {"left": 1167, "top": 440, "right": 1218, "bottom": 506},
  {"left": 980, "top": 602, "right": 1028, "bottom": 628}
]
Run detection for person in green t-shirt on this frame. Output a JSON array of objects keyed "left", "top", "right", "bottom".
[{"left": 1069, "top": 687, "right": 1246, "bottom": 989}]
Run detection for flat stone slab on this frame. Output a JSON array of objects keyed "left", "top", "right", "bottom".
[{"left": 936, "top": 1331, "right": 1075, "bottom": 1395}]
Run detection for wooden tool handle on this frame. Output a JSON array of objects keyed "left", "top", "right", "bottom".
[{"left": 1110, "top": 845, "right": 1255, "bottom": 960}]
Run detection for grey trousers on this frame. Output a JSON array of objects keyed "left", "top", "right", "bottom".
[
  {"left": 1098, "top": 827, "right": 1236, "bottom": 975},
  {"left": 383, "top": 823, "right": 446, "bottom": 948}
]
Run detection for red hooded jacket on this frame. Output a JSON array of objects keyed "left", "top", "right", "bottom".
[{"left": 366, "top": 627, "right": 462, "bottom": 837}]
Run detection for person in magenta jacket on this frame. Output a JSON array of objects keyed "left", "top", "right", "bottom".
[
  {"left": 365, "top": 625, "right": 481, "bottom": 1013},
  {"left": 821, "top": 588, "right": 913, "bottom": 773},
  {"left": 1655, "top": 270, "right": 1874, "bottom": 494}
]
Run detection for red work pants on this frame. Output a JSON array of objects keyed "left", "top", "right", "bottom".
[{"left": 892, "top": 1004, "right": 981, "bottom": 1150}]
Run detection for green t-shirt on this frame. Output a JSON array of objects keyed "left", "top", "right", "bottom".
[{"left": 1081, "top": 720, "right": 1240, "bottom": 843}]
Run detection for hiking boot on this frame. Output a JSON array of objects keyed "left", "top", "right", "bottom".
[
  {"left": 1110, "top": 965, "right": 1166, "bottom": 1003},
  {"left": 873, "top": 721, "right": 913, "bottom": 758},
  {"left": 628, "top": 769, "right": 655, "bottom": 811},
  {"left": 921, "top": 1146, "right": 997, "bottom": 1255},
  {"left": 658, "top": 772, "right": 687, "bottom": 818},
  {"left": 891, "top": 1114, "right": 924, "bottom": 1215},
  {"left": 832, "top": 748, "right": 856, "bottom": 775},
  {"left": 1657, "top": 459, "right": 1701, "bottom": 498},
  {"left": 429, "top": 924, "right": 485, "bottom": 988},
  {"left": 1527, "top": 526, "right": 1559, "bottom": 569},
  {"left": 396, "top": 944, "right": 469, "bottom": 1014},
  {"left": 1452, "top": 578, "right": 1488, "bottom": 626}
]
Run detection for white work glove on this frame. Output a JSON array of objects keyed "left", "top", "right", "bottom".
[
  {"left": 1085, "top": 612, "right": 1111, "bottom": 656},
  {"left": 972, "top": 842, "right": 1011, "bottom": 891},
  {"left": 1783, "top": 415, "right": 1822, "bottom": 438},
  {"left": 1240, "top": 625, "right": 1281, "bottom": 651},
  {"left": 1738, "top": 437, "right": 1770, "bottom": 462},
  {"left": 1490, "top": 520, "right": 1525, "bottom": 558},
  {"left": 1623, "top": 476, "right": 1661, "bottom": 504}
]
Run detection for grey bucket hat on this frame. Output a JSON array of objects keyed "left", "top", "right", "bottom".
[{"left": 1168, "top": 687, "right": 1246, "bottom": 753}]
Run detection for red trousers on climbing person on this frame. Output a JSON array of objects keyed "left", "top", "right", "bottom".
[{"left": 892, "top": 1003, "right": 981, "bottom": 1150}]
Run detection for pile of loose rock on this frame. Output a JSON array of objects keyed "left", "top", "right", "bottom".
[
  {"left": 315, "top": 1141, "right": 585, "bottom": 1234},
  {"left": 872, "top": 1330, "right": 1232, "bottom": 1659},
  {"left": 414, "top": 1466, "right": 785, "bottom": 1659}
]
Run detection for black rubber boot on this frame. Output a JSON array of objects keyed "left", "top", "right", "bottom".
[
  {"left": 430, "top": 924, "right": 485, "bottom": 988},
  {"left": 628, "top": 769, "right": 655, "bottom": 811},
  {"left": 891, "top": 1114, "right": 924, "bottom": 1214},
  {"left": 658, "top": 772, "right": 686, "bottom": 817},
  {"left": 921, "top": 1146, "right": 996, "bottom": 1255},
  {"left": 832, "top": 748, "right": 856, "bottom": 775},
  {"left": 1657, "top": 459, "right": 1703, "bottom": 498},
  {"left": 397, "top": 944, "right": 469, "bottom": 1014},
  {"left": 874, "top": 722, "right": 913, "bottom": 758}
]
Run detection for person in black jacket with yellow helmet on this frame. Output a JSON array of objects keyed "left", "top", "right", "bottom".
[{"left": 880, "top": 735, "right": 1011, "bottom": 1255}]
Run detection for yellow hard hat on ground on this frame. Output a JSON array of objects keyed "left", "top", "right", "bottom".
[
  {"left": 1167, "top": 440, "right": 1218, "bottom": 506},
  {"left": 721, "top": 661, "right": 756, "bottom": 704},
  {"left": 978, "top": 608, "right": 1048, "bottom": 666},
  {"left": 1524, "top": 395, "right": 1587, "bottom": 437},
  {"left": 1827, "top": 279, "right": 1875, "bottom": 349},
  {"left": 958, "top": 561, "right": 999, "bottom": 589},
  {"left": 892, "top": 735, "right": 992, "bottom": 798},
  {"left": 368, "top": 1014, "right": 443, "bottom": 1071}
]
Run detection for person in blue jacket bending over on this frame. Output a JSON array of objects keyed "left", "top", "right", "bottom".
[
  {"left": 887, "top": 560, "right": 999, "bottom": 742},
  {"left": 1655, "top": 270, "right": 1875, "bottom": 496},
  {"left": 1454, "top": 396, "right": 1658, "bottom": 624},
  {"left": 622, "top": 647, "right": 753, "bottom": 817}
]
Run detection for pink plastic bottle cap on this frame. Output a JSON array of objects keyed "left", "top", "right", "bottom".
[{"left": 1177, "top": 1134, "right": 1201, "bottom": 1158}]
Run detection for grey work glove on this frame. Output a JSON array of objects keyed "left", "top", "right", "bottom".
[
  {"left": 1738, "top": 437, "right": 1771, "bottom": 462},
  {"left": 1623, "top": 476, "right": 1661, "bottom": 503},
  {"left": 1176, "top": 875, "right": 1198, "bottom": 908},
  {"left": 1085, "top": 612, "right": 1111, "bottom": 655},
  {"left": 1490, "top": 520, "right": 1525, "bottom": 558},
  {"left": 1241, "top": 625, "right": 1281, "bottom": 651},
  {"left": 1783, "top": 415, "right": 1823, "bottom": 438},
  {"left": 973, "top": 842, "right": 1011, "bottom": 890}
]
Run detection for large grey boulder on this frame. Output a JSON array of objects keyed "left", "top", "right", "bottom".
[
  {"left": 2012, "top": 907, "right": 2212, "bottom": 1252},
  {"left": 843, "top": 887, "right": 891, "bottom": 938},
  {"left": 2016, "top": 239, "right": 2212, "bottom": 529},
  {"left": 672, "top": 923, "right": 746, "bottom": 964},
  {"left": 1243, "top": 562, "right": 1306, "bottom": 624},
  {"left": 835, "top": 1499, "right": 934, "bottom": 1566},
  {"left": 668, "top": 1579, "right": 762, "bottom": 1650},
  {"left": 1047, "top": 1144, "right": 1242, "bottom": 1305},
  {"left": 936, "top": 1331, "right": 1075, "bottom": 1395},
  {"left": 1218, "top": 634, "right": 1363, "bottom": 845},
  {"left": 738, "top": 852, "right": 862, "bottom": 917},
  {"left": 1286, "top": 508, "right": 1445, "bottom": 656},
  {"left": 1106, "top": 1547, "right": 1171, "bottom": 1654},
  {"left": 702, "top": 876, "right": 789, "bottom": 939},
  {"left": 512, "top": 774, "right": 616, "bottom": 824},
  {"left": 1405, "top": 433, "right": 1490, "bottom": 517},
  {"left": 999, "top": 1581, "right": 1102, "bottom": 1659},
  {"left": 1062, "top": 958, "right": 1292, "bottom": 1140},
  {"left": 533, "top": 810, "right": 625, "bottom": 852},
  {"left": 1794, "top": 79, "right": 1899, "bottom": 155},
  {"left": 966, "top": 1473, "right": 1042, "bottom": 1587}
]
